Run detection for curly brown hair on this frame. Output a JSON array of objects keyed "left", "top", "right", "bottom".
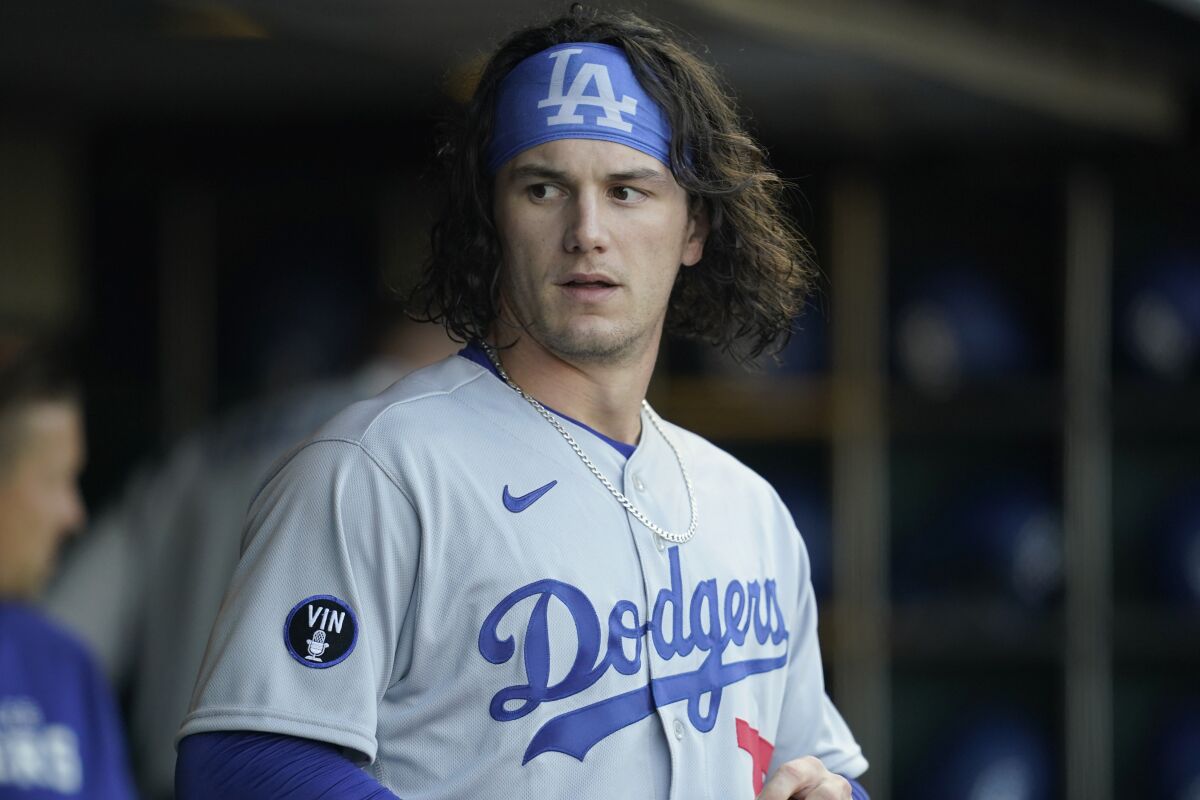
[{"left": 410, "top": 7, "right": 815, "bottom": 361}]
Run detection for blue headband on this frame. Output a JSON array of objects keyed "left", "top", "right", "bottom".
[{"left": 486, "top": 42, "right": 673, "bottom": 174}]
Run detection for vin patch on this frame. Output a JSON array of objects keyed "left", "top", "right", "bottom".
[{"left": 284, "top": 595, "right": 358, "bottom": 669}]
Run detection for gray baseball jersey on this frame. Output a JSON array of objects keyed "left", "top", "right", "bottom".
[{"left": 179, "top": 353, "right": 867, "bottom": 799}]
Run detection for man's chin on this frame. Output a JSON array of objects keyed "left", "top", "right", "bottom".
[{"left": 541, "top": 325, "right": 637, "bottom": 363}]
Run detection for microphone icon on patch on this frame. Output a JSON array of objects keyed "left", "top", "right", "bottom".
[{"left": 305, "top": 630, "right": 330, "bottom": 662}]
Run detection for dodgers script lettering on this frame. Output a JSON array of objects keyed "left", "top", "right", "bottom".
[{"left": 478, "top": 546, "right": 790, "bottom": 763}]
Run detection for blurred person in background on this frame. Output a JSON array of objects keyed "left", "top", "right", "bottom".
[
  {"left": 0, "top": 337, "right": 137, "bottom": 800},
  {"left": 42, "top": 319, "right": 455, "bottom": 800}
]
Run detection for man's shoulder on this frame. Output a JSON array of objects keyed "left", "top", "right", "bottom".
[
  {"left": 654, "top": 414, "right": 780, "bottom": 497},
  {"left": 248, "top": 355, "right": 536, "bottom": 499},
  {"left": 310, "top": 354, "right": 492, "bottom": 445}
]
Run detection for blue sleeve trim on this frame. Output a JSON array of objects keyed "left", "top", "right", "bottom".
[
  {"left": 176, "top": 732, "right": 398, "bottom": 800},
  {"left": 844, "top": 774, "right": 870, "bottom": 800}
]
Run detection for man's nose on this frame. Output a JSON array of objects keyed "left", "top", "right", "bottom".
[{"left": 563, "top": 193, "right": 609, "bottom": 254}]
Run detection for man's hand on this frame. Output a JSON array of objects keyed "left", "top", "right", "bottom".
[{"left": 755, "top": 756, "right": 852, "bottom": 800}]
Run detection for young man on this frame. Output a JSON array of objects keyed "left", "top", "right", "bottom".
[
  {"left": 0, "top": 340, "right": 136, "bottom": 799},
  {"left": 177, "top": 10, "right": 869, "bottom": 800}
]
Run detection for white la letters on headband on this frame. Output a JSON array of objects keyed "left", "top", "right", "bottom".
[
  {"left": 539, "top": 48, "right": 638, "bottom": 132},
  {"left": 487, "top": 42, "right": 673, "bottom": 173}
]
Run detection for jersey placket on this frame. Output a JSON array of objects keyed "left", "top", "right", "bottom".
[{"left": 621, "top": 413, "right": 709, "bottom": 800}]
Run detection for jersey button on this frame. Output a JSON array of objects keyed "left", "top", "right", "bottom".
[
  {"left": 672, "top": 719, "right": 685, "bottom": 740},
  {"left": 655, "top": 536, "right": 666, "bottom": 552},
  {"left": 634, "top": 475, "right": 646, "bottom": 492}
]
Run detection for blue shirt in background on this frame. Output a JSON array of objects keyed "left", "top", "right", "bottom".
[{"left": 1, "top": 602, "right": 136, "bottom": 799}]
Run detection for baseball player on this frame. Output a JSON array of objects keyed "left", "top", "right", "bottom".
[
  {"left": 176, "top": 9, "right": 869, "bottom": 800},
  {"left": 0, "top": 339, "right": 136, "bottom": 799}
]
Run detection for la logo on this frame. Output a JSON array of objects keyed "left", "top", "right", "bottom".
[{"left": 538, "top": 48, "right": 637, "bottom": 132}]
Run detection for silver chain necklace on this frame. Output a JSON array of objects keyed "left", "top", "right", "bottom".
[{"left": 482, "top": 343, "right": 698, "bottom": 544}]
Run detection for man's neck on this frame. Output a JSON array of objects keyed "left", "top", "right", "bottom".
[{"left": 488, "top": 335, "right": 657, "bottom": 446}]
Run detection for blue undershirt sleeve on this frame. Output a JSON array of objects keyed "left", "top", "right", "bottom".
[
  {"left": 176, "top": 732, "right": 868, "bottom": 799},
  {"left": 844, "top": 774, "right": 870, "bottom": 800},
  {"left": 176, "top": 731, "right": 399, "bottom": 800}
]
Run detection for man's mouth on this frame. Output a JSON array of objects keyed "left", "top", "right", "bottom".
[
  {"left": 564, "top": 279, "right": 616, "bottom": 288},
  {"left": 559, "top": 273, "right": 619, "bottom": 288},
  {"left": 558, "top": 274, "right": 620, "bottom": 301}
]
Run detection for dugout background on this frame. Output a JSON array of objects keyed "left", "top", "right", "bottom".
[{"left": 3, "top": 1, "right": 1200, "bottom": 798}]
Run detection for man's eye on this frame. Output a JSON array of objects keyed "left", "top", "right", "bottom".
[
  {"left": 528, "top": 184, "right": 563, "bottom": 200},
  {"left": 611, "top": 186, "right": 647, "bottom": 202}
]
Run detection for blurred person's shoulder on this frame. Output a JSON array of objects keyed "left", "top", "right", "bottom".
[
  {"left": 0, "top": 600, "right": 102, "bottom": 678},
  {"left": 1, "top": 600, "right": 134, "bottom": 798}
]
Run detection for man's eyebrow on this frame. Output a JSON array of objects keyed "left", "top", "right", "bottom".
[{"left": 608, "top": 167, "right": 669, "bottom": 184}]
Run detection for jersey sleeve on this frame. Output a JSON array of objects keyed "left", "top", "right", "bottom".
[
  {"left": 176, "top": 732, "right": 400, "bottom": 799},
  {"left": 178, "top": 439, "right": 420, "bottom": 762},
  {"left": 768, "top": 519, "right": 870, "bottom": 780}
]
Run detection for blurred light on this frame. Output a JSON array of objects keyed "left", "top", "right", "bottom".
[
  {"left": 686, "top": 0, "right": 1182, "bottom": 139},
  {"left": 444, "top": 54, "right": 488, "bottom": 104},
  {"left": 896, "top": 303, "right": 960, "bottom": 393},
  {"left": 163, "top": 2, "right": 269, "bottom": 40},
  {"left": 1011, "top": 514, "right": 1063, "bottom": 606},
  {"left": 1131, "top": 294, "right": 1195, "bottom": 376},
  {"left": 893, "top": 268, "right": 1032, "bottom": 394},
  {"left": 969, "top": 756, "right": 1034, "bottom": 800},
  {"left": 1122, "top": 255, "right": 1200, "bottom": 379},
  {"left": 894, "top": 475, "right": 1063, "bottom": 608}
]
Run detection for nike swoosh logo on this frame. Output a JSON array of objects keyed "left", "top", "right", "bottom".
[{"left": 503, "top": 480, "right": 558, "bottom": 513}]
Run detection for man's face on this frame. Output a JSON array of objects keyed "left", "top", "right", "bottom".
[
  {"left": 0, "top": 400, "right": 86, "bottom": 598},
  {"left": 492, "top": 138, "right": 707, "bottom": 365}
]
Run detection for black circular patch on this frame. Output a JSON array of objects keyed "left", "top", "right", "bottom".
[{"left": 284, "top": 595, "right": 358, "bottom": 669}]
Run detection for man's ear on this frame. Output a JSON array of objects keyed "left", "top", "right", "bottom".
[{"left": 681, "top": 199, "right": 710, "bottom": 267}]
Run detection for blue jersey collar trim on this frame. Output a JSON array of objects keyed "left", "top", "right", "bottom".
[{"left": 458, "top": 343, "right": 637, "bottom": 459}]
